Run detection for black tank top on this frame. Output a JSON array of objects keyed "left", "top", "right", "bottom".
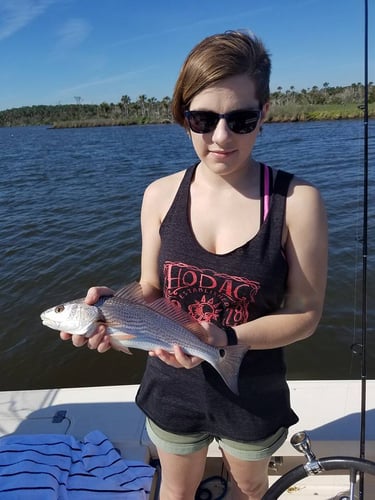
[{"left": 136, "top": 164, "right": 299, "bottom": 441}]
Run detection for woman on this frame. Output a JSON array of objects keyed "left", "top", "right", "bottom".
[{"left": 61, "top": 31, "right": 328, "bottom": 499}]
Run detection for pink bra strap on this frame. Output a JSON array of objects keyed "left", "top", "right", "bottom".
[{"left": 263, "top": 164, "right": 271, "bottom": 222}]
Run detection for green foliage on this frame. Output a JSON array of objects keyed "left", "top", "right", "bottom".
[
  {"left": 0, "top": 84, "right": 374, "bottom": 127},
  {"left": 267, "top": 103, "right": 375, "bottom": 122}
]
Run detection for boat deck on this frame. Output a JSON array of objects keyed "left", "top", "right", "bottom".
[{"left": 1, "top": 380, "right": 374, "bottom": 497}]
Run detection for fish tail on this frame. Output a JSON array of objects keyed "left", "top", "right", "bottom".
[{"left": 213, "top": 345, "right": 248, "bottom": 395}]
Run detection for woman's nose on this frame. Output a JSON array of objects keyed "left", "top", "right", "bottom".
[{"left": 211, "top": 117, "right": 232, "bottom": 143}]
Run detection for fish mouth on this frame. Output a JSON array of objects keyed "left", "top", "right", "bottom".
[{"left": 40, "top": 313, "right": 58, "bottom": 329}]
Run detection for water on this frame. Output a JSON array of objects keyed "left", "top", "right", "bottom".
[{"left": 1, "top": 120, "right": 374, "bottom": 391}]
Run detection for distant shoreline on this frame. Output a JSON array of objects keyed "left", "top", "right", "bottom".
[
  {"left": 1, "top": 102, "right": 374, "bottom": 129},
  {"left": 50, "top": 104, "right": 375, "bottom": 129},
  {"left": 266, "top": 103, "right": 375, "bottom": 123}
]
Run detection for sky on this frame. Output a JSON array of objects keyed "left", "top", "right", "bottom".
[{"left": 0, "top": 0, "right": 373, "bottom": 111}]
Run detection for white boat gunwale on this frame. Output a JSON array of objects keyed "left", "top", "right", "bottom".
[{"left": 1, "top": 380, "right": 374, "bottom": 497}]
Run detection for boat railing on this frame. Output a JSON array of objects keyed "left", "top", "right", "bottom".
[{"left": 262, "top": 431, "right": 375, "bottom": 499}]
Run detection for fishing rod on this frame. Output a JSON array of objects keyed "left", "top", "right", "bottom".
[{"left": 358, "top": 0, "right": 369, "bottom": 497}]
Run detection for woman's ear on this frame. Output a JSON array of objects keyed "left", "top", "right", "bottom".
[{"left": 260, "top": 102, "right": 270, "bottom": 124}]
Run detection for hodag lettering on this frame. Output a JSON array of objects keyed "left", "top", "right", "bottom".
[
  {"left": 165, "top": 264, "right": 218, "bottom": 292},
  {"left": 164, "top": 262, "right": 260, "bottom": 312}
]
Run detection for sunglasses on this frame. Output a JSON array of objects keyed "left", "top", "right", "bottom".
[{"left": 184, "top": 109, "right": 262, "bottom": 134}]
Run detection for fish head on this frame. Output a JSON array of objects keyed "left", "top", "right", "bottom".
[{"left": 40, "top": 300, "right": 101, "bottom": 337}]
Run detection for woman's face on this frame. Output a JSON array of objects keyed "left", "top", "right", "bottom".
[{"left": 187, "top": 74, "right": 267, "bottom": 176}]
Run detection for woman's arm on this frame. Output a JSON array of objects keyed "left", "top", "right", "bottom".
[
  {"left": 138, "top": 180, "right": 164, "bottom": 299},
  {"left": 226, "top": 178, "right": 328, "bottom": 349}
]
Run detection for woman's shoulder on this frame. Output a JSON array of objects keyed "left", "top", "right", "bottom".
[
  {"left": 144, "top": 169, "right": 187, "bottom": 200},
  {"left": 273, "top": 167, "right": 321, "bottom": 198},
  {"left": 141, "top": 168, "right": 188, "bottom": 220},
  {"left": 282, "top": 171, "right": 326, "bottom": 228},
  {"left": 285, "top": 172, "right": 322, "bottom": 201}
]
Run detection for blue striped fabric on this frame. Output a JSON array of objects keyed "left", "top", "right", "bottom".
[{"left": 0, "top": 430, "right": 154, "bottom": 499}]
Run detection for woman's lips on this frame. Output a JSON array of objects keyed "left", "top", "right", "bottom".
[{"left": 209, "top": 149, "right": 236, "bottom": 157}]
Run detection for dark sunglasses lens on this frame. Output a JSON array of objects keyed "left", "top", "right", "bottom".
[
  {"left": 227, "top": 110, "right": 260, "bottom": 134},
  {"left": 186, "top": 110, "right": 260, "bottom": 134},
  {"left": 187, "top": 112, "right": 218, "bottom": 133}
]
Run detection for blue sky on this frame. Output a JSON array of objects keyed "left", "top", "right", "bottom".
[{"left": 0, "top": 0, "right": 373, "bottom": 110}]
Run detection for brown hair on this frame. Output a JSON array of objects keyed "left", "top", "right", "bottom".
[{"left": 172, "top": 31, "right": 271, "bottom": 127}]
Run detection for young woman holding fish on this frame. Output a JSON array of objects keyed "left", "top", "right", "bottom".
[{"left": 61, "top": 31, "right": 327, "bottom": 499}]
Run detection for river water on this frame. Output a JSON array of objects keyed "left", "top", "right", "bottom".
[{"left": 1, "top": 120, "right": 374, "bottom": 390}]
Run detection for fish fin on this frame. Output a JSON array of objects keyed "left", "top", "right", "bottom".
[
  {"left": 148, "top": 298, "right": 210, "bottom": 343},
  {"left": 213, "top": 344, "right": 249, "bottom": 395},
  {"left": 110, "top": 332, "right": 137, "bottom": 340},
  {"left": 109, "top": 337, "right": 133, "bottom": 355},
  {"left": 114, "top": 282, "right": 146, "bottom": 304},
  {"left": 114, "top": 345, "right": 133, "bottom": 355},
  {"left": 108, "top": 331, "right": 136, "bottom": 355}
]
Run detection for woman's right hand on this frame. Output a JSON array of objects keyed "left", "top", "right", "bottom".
[{"left": 59, "top": 286, "right": 114, "bottom": 353}]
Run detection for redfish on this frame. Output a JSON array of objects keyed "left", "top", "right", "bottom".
[{"left": 41, "top": 282, "right": 248, "bottom": 394}]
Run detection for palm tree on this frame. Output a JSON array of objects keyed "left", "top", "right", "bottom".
[
  {"left": 160, "top": 96, "right": 171, "bottom": 121},
  {"left": 99, "top": 102, "right": 110, "bottom": 117},
  {"left": 147, "top": 97, "right": 157, "bottom": 119},
  {"left": 120, "top": 95, "right": 131, "bottom": 117},
  {"left": 137, "top": 95, "right": 147, "bottom": 117}
]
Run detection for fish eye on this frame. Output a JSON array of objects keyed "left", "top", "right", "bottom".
[{"left": 54, "top": 305, "right": 65, "bottom": 313}]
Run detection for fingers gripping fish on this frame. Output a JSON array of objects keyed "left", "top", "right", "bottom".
[{"left": 40, "top": 282, "right": 248, "bottom": 394}]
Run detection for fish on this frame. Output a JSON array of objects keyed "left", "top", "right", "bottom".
[{"left": 40, "top": 282, "right": 248, "bottom": 394}]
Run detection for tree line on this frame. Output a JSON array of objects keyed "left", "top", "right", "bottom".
[{"left": 0, "top": 83, "right": 374, "bottom": 128}]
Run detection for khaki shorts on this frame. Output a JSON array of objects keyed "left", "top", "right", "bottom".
[{"left": 146, "top": 418, "right": 287, "bottom": 461}]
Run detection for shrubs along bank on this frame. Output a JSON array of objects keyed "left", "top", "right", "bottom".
[{"left": 1, "top": 83, "right": 374, "bottom": 128}]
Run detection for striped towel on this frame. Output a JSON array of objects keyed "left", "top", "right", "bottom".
[{"left": 0, "top": 430, "right": 155, "bottom": 499}]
